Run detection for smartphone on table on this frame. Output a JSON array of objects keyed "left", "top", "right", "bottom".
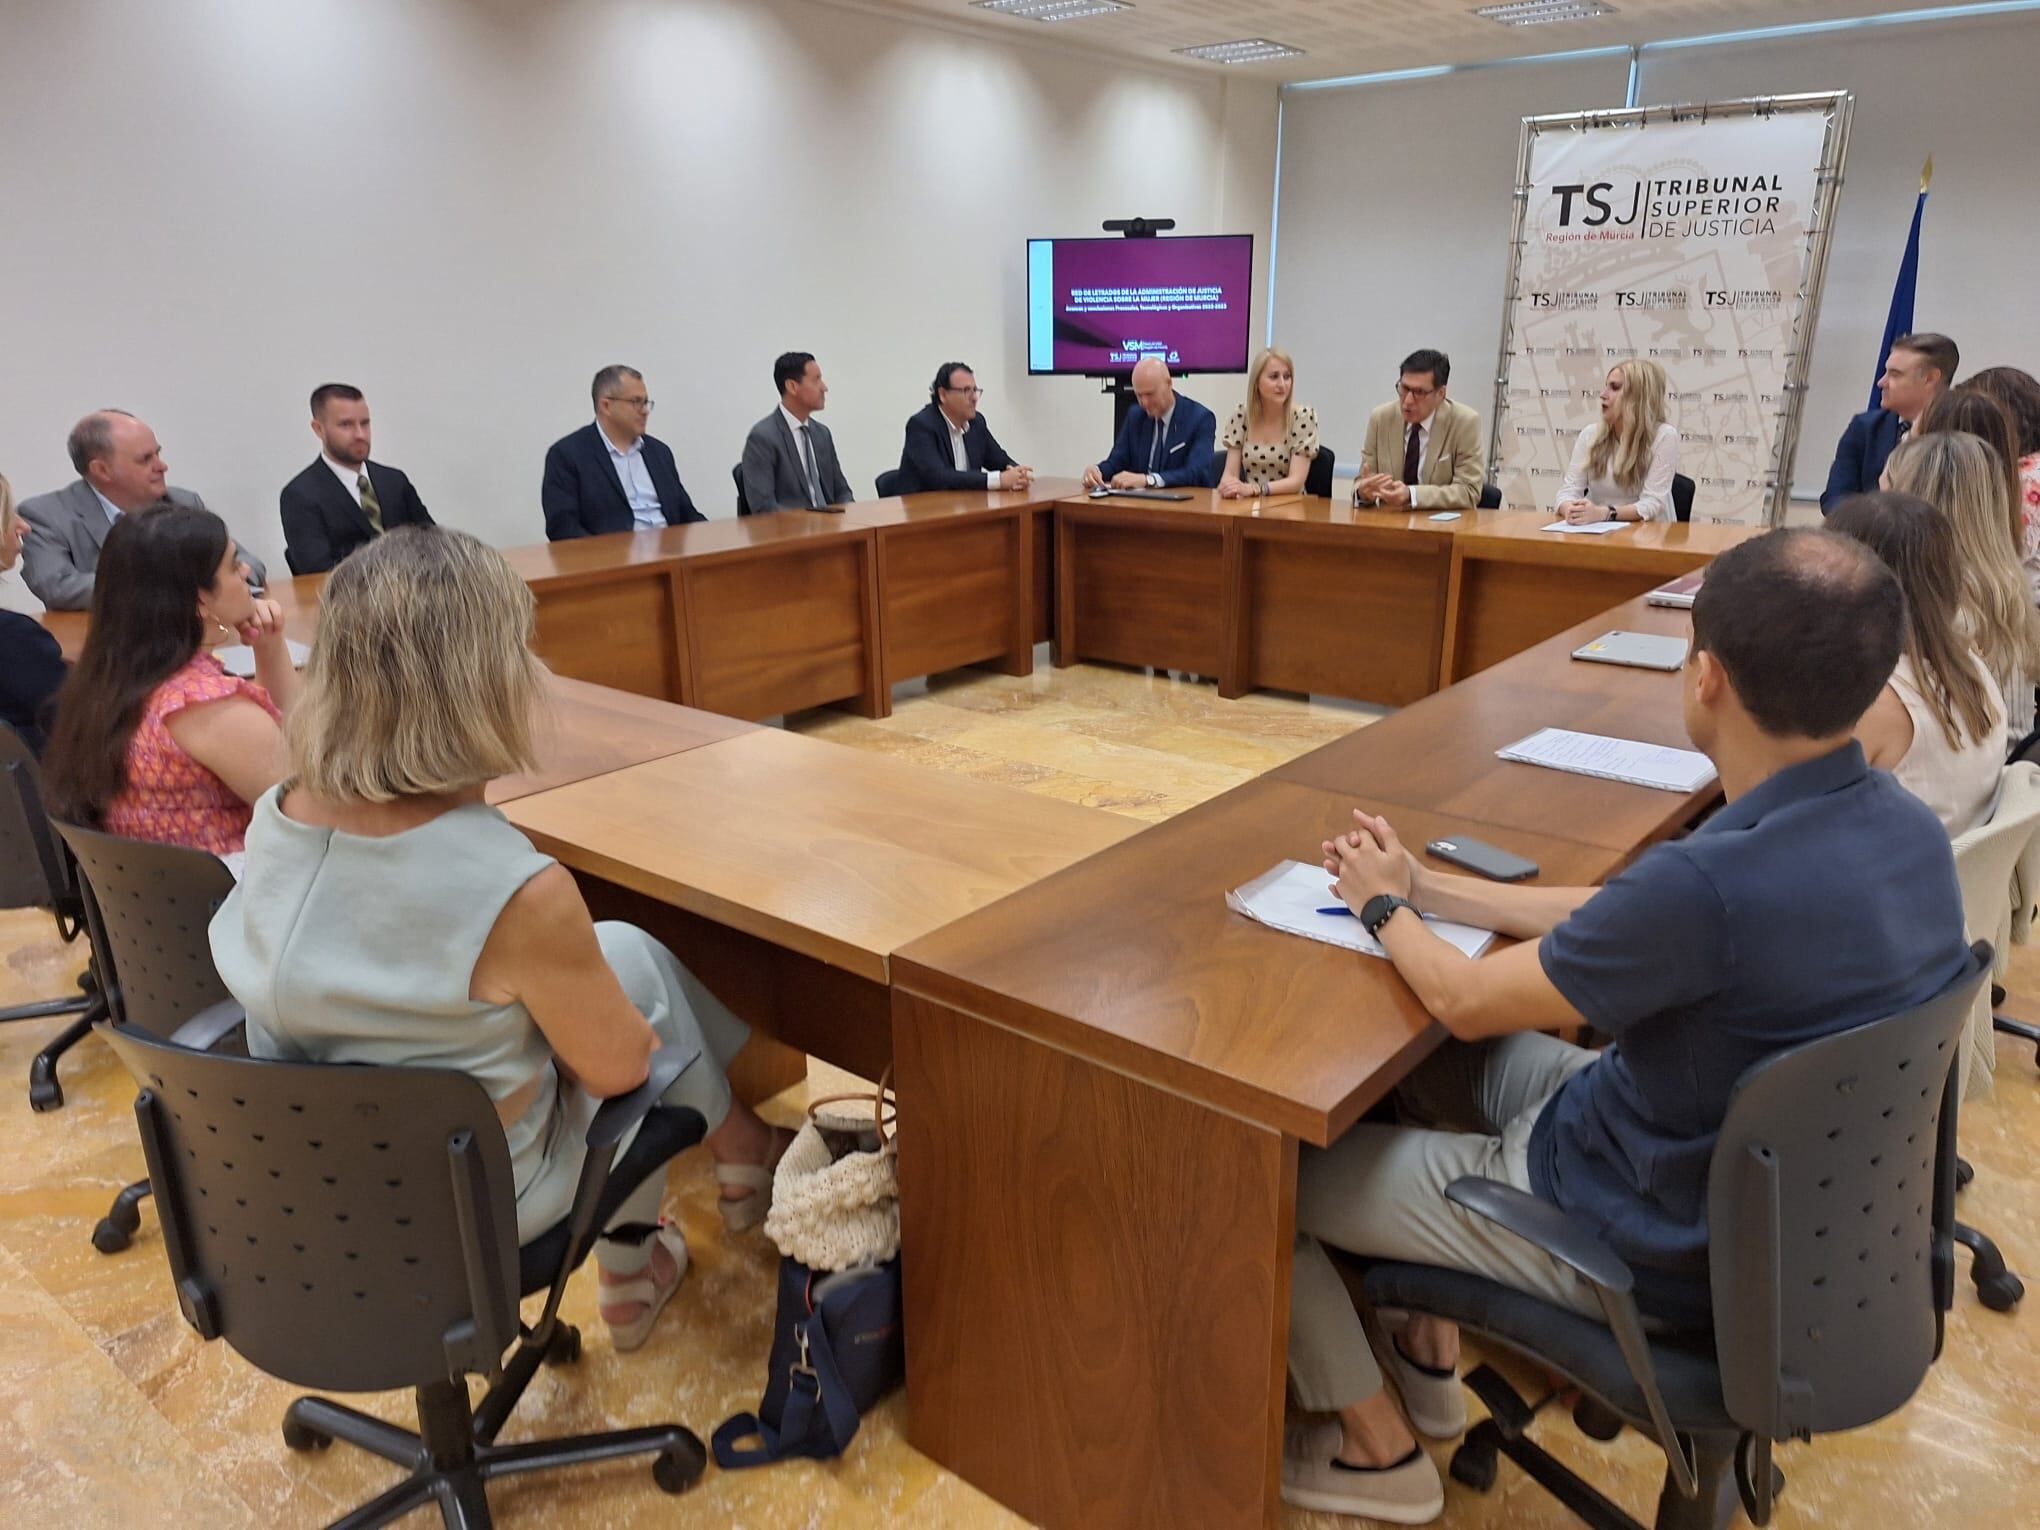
[{"left": 1424, "top": 835, "right": 1538, "bottom": 882}]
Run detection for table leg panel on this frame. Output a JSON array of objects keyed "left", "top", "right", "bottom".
[
  {"left": 1242, "top": 535, "right": 1446, "bottom": 705},
  {"left": 682, "top": 542, "right": 877, "bottom": 719},
  {"left": 1063, "top": 519, "right": 1227, "bottom": 676},
  {"left": 879, "top": 520, "right": 1024, "bottom": 683},
  {"left": 1450, "top": 559, "right": 1670, "bottom": 680},
  {"left": 531, "top": 575, "right": 680, "bottom": 701}
]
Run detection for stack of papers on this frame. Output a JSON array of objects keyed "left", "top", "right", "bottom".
[
  {"left": 213, "top": 640, "right": 311, "bottom": 677},
  {"left": 1226, "top": 860, "right": 1496, "bottom": 961},
  {"left": 1497, "top": 728, "right": 1717, "bottom": 793},
  {"left": 1540, "top": 520, "right": 1630, "bottom": 536}
]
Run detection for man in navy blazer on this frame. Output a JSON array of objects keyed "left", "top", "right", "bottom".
[
  {"left": 543, "top": 365, "right": 703, "bottom": 540},
  {"left": 896, "top": 362, "right": 1034, "bottom": 494},
  {"left": 1820, "top": 332, "right": 1957, "bottom": 514},
  {"left": 279, "top": 384, "right": 433, "bottom": 574},
  {"left": 1080, "top": 358, "right": 1218, "bottom": 491}
]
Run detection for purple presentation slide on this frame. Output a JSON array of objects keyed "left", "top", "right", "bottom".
[{"left": 1026, "top": 235, "right": 1253, "bottom": 375}]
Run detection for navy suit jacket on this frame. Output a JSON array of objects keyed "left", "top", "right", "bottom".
[
  {"left": 1096, "top": 394, "right": 1219, "bottom": 488},
  {"left": 1820, "top": 408, "right": 1908, "bottom": 515},
  {"left": 280, "top": 458, "right": 433, "bottom": 575},
  {"left": 896, "top": 404, "right": 1016, "bottom": 493},
  {"left": 542, "top": 423, "right": 703, "bottom": 540}
]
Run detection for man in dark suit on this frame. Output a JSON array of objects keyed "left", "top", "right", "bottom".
[
  {"left": 1820, "top": 331, "right": 1957, "bottom": 514},
  {"left": 542, "top": 365, "right": 704, "bottom": 539},
  {"left": 20, "top": 410, "right": 266, "bottom": 610},
  {"left": 1080, "top": 357, "right": 1217, "bottom": 491},
  {"left": 896, "top": 362, "right": 1034, "bottom": 494},
  {"left": 278, "top": 384, "right": 433, "bottom": 574},
  {"left": 740, "top": 352, "right": 855, "bottom": 513}
]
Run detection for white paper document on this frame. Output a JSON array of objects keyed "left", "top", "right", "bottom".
[
  {"left": 1539, "top": 520, "right": 1630, "bottom": 535},
  {"left": 213, "top": 640, "right": 311, "bottom": 678},
  {"left": 1226, "top": 860, "right": 1496, "bottom": 961},
  {"left": 1497, "top": 727, "right": 1717, "bottom": 793}
]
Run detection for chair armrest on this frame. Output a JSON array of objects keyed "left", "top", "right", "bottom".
[
  {"left": 1445, "top": 1178, "right": 1635, "bottom": 1293},
  {"left": 170, "top": 1000, "right": 247, "bottom": 1053},
  {"left": 586, "top": 1045, "right": 700, "bottom": 1152},
  {"left": 1444, "top": 1177, "right": 1700, "bottom": 1501}
]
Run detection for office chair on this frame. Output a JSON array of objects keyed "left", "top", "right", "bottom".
[
  {"left": 103, "top": 1021, "right": 709, "bottom": 1527},
  {"left": 732, "top": 463, "right": 752, "bottom": 517},
  {"left": 1672, "top": 474, "right": 1696, "bottom": 523},
  {"left": 875, "top": 469, "right": 906, "bottom": 498},
  {"left": 54, "top": 822, "right": 241, "bottom": 1255},
  {"left": 1304, "top": 445, "right": 1337, "bottom": 499},
  {"left": 1, "top": 723, "right": 107, "bottom": 1111},
  {"left": 1477, "top": 482, "right": 1502, "bottom": 510},
  {"left": 1357, "top": 944, "right": 1990, "bottom": 1530}
]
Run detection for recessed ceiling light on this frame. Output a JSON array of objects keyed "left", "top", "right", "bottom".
[
  {"left": 971, "top": 0, "right": 1131, "bottom": 21},
  {"left": 1174, "top": 38, "right": 1306, "bottom": 64},
  {"left": 1474, "top": 0, "right": 1617, "bottom": 24}
]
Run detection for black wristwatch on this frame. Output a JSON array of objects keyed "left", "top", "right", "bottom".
[{"left": 1359, "top": 893, "right": 1418, "bottom": 938}]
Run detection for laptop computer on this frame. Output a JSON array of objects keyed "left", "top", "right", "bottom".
[{"left": 1571, "top": 630, "right": 1689, "bottom": 671}]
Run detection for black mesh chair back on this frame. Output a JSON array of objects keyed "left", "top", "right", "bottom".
[
  {"left": 102, "top": 1024, "right": 522, "bottom": 1393},
  {"left": 55, "top": 822, "right": 235, "bottom": 1038},
  {"left": 1708, "top": 940, "right": 1986, "bottom": 1439},
  {"left": 875, "top": 468, "right": 906, "bottom": 498},
  {"left": 0, "top": 722, "right": 74, "bottom": 918},
  {"left": 1304, "top": 445, "right": 1337, "bottom": 498},
  {"left": 1478, "top": 482, "right": 1503, "bottom": 510},
  {"left": 732, "top": 462, "right": 752, "bottom": 516},
  {"left": 1672, "top": 473, "right": 1696, "bottom": 522}
]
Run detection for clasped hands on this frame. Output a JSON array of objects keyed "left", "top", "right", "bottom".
[
  {"left": 1352, "top": 473, "right": 1412, "bottom": 509},
  {"left": 998, "top": 465, "right": 1037, "bottom": 491},
  {"left": 1558, "top": 498, "right": 1613, "bottom": 525},
  {"left": 1322, "top": 809, "right": 1422, "bottom": 914},
  {"left": 1081, "top": 466, "right": 1152, "bottom": 490}
]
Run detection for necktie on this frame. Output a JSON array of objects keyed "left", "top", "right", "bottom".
[
  {"left": 800, "top": 424, "right": 825, "bottom": 508},
  {"left": 1402, "top": 423, "right": 1423, "bottom": 488},
  {"left": 357, "top": 472, "right": 384, "bottom": 534},
  {"left": 1148, "top": 417, "right": 1162, "bottom": 474}
]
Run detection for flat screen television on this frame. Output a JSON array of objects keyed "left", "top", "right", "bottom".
[{"left": 1026, "top": 234, "right": 1254, "bottom": 377}]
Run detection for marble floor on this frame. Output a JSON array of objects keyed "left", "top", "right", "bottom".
[{"left": 1, "top": 657, "right": 2034, "bottom": 1528}]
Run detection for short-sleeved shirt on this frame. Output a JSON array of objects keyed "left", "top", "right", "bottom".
[
  {"left": 1530, "top": 742, "right": 1969, "bottom": 1329},
  {"left": 1222, "top": 403, "right": 1319, "bottom": 482},
  {"left": 103, "top": 654, "right": 282, "bottom": 855}
]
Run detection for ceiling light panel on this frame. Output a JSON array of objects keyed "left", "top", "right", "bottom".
[
  {"left": 1174, "top": 37, "right": 1307, "bottom": 63},
  {"left": 1474, "top": 0, "right": 1617, "bottom": 25},
  {"left": 971, "top": 0, "right": 1132, "bottom": 21}
]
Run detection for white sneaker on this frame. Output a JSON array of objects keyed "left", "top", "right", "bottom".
[
  {"left": 1281, "top": 1414, "right": 1444, "bottom": 1524},
  {"left": 1378, "top": 1310, "right": 1469, "bottom": 1440}
]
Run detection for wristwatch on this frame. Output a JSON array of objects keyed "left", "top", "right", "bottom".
[
  {"left": 1359, "top": 893, "right": 1418, "bottom": 938},
  {"left": 1605, "top": 505, "right": 1619, "bottom": 522}
]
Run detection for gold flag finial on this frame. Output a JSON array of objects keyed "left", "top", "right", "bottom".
[{"left": 1921, "top": 156, "right": 1934, "bottom": 193}]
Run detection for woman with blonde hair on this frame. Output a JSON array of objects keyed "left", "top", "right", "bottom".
[
  {"left": 1886, "top": 430, "right": 2040, "bottom": 743},
  {"left": 1958, "top": 367, "right": 2040, "bottom": 601},
  {"left": 0, "top": 473, "right": 68, "bottom": 752},
  {"left": 1556, "top": 359, "right": 1679, "bottom": 524},
  {"left": 209, "top": 526, "right": 787, "bottom": 1353},
  {"left": 1219, "top": 346, "right": 1318, "bottom": 499}
]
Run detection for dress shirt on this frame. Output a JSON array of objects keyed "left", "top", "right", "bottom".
[
  {"left": 323, "top": 455, "right": 366, "bottom": 506},
  {"left": 781, "top": 404, "right": 822, "bottom": 507},
  {"left": 92, "top": 486, "right": 123, "bottom": 527},
  {"left": 598, "top": 421, "right": 666, "bottom": 529},
  {"left": 945, "top": 412, "right": 999, "bottom": 489}
]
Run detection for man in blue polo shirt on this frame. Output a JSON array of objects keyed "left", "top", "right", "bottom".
[{"left": 1280, "top": 527, "right": 1971, "bottom": 1525}]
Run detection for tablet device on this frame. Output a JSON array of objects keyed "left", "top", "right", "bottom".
[{"left": 1571, "top": 631, "right": 1689, "bottom": 671}]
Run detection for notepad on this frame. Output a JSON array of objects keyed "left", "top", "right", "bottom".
[
  {"left": 213, "top": 641, "right": 311, "bottom": 677},
  {"left": 1497, "top": 727, "right": 1717, "bottom": 793},
  {"left": 1226, "top": 860, "right": 1495, "bottom": 961},
  {"left": 1540, "top": 520, "right": 1630, "bottom": 535}
]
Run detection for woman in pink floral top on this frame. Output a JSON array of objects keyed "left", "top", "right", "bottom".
[
  {"left": 44, "top": 503, "right": 299, "bottom": 855},
  {"left": 1961, "top": 368, "right": 2040, "bottom": 604}
]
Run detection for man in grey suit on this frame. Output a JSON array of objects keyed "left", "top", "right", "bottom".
[
  {"left": 739, "top": 352, "right": 855, "bottom": 513},
  {"left": 21, "top": 410, "right": 266, "bottom": 609}
]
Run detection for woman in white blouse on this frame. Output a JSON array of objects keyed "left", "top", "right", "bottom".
[{"left": 1556, "top": 359, "right": 1679, "bottom": 524}]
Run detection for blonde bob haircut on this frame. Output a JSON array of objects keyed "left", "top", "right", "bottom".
[
  {"left": 1244, "top": 346, "right": 1297, "bottom": 438},
  {"left": 0, "top": 471, "right": 15, "bottom": 543},
  {"left": 289, "top": 527, "right": 544, "bottom": 802},
  {"left": 1587, "top": 358, "right": 1670, "bottom": 494}
]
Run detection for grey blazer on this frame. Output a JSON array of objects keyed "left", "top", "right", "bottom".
[
  {"left": 18, "top": 480, "right": 266, "bottom": 611},
  {"left": 739, "top": 410, "right": 854, "bottom": 513}
]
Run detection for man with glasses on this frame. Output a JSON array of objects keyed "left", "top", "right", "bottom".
[
  {"left": 896, "top": 362, "right": 1033, "bottom": 494},
  {"left": 1353, "top": 349, "right": 1484, "bottom": 511},
  {"left": 1819, "top": 332, "right": 1958, "bottom": 514},
  {"left": 542, "top": 365, "right": 703, "bottom": 540}
]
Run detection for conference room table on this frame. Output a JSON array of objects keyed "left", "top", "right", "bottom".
[{"left": 889, "top": 592, "right": 1720, "bottom": 1529}]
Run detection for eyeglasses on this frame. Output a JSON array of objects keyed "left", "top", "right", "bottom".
[
  {"left": 943, "top": 384, "right": 985, "bottom": 399},
  {"left": 604, "top": 396, "right": 655, "bottom": 412},
  {"left": 1394, "top": 381, "right": 1439, "bottom": 401}
]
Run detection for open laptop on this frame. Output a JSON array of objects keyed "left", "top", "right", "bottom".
[{"left": 1570, "top": 630, "right": 1689, "bottom": 672}]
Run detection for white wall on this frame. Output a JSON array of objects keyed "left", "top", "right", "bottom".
[
  {"left": 1273, "top": 10, "right": 2040, "bottom": 497},
  {"left": 0, "top": 0, "right": 1276, "bottom": 573}
]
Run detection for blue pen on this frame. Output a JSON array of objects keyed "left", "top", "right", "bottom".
[{"left": 1315, "top": 905, "right": 1356, "bottom": 917}]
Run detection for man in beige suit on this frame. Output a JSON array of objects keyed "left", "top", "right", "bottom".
[{"left": 1354, "top": 349, "right": 1484, "bottom": 511}]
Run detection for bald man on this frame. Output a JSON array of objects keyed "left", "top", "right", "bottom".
[
  {"left": 20, "top": 410, "right": 265, "bottom": 609},
  {"left": 1081, "top": 358, "right": 1218, "bottom": 491}
]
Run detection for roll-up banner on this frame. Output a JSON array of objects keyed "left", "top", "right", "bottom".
[{"left": 1490, "top": 94, "right": 1852, "bottom": 525}]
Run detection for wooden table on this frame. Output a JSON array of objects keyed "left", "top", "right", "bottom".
[
  {"left": 486, "top": 675, "right": 756, "bottom": 805},
  {"left": 888, "top": 589, "right": 1720, "bottom": 1529}
]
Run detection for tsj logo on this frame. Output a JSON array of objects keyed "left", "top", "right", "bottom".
[{"left": 1548, "top": 175, "right": 1785, "bottom": 238}]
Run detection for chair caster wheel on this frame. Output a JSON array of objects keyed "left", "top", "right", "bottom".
[
  {"left": 91, "top": 1217, "right": 133, "bottom": 1254},
  {"left": 1978, "top": 1271, "right": 2025, "bottom": 1312},
  {"left": 1572, "top": 1397, "right": 1623, "bottom": 1441},
  {"left": 281, "top": 1418, "right": 331, "bottom": 1452},
  {"left": 29, "top": 1079, "right": 62, "bottom": 1113},
  {"left": 1956, "top": 1157, "right": 1975, "bottom": 1191},
  {"left": 543, "top": 1324, "right": 582, "bottom": 1366},
  {"left": 652, "top": 1437, "right": 706, "bottom": 1494},
  {"left": 1449, "top": 1440, "right": 1498, "bottom": 1492}
]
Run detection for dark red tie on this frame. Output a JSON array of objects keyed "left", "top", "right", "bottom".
[{"left": 1402, "top": 423, "right": 1422, "bottom": 486}]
